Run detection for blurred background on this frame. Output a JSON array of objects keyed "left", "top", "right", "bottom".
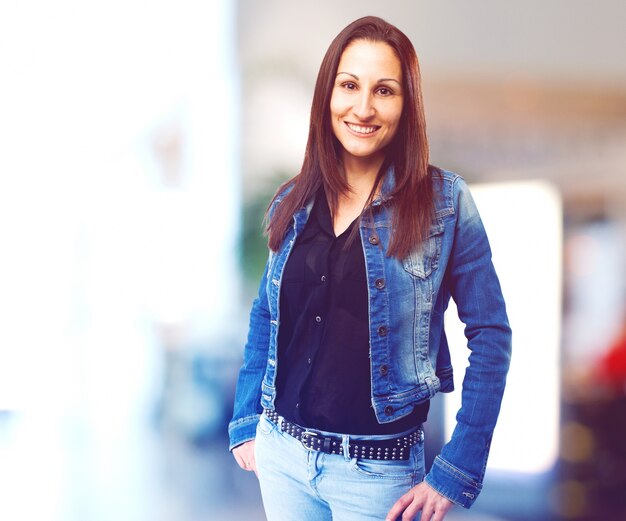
[{"left": 1, "top": 1, "right": 625, "bottom": 520}]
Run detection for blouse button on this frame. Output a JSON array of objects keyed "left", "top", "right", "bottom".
[
  {"left": 321, "top": 275, "right": 327, "bottom": 282},
  {"left": 375, "top": 278, "right": 385, "bottom": 289},
  {"left": 369, "top": 235, "right": 380, "bottom": 245},
  {"left": 379, "top": 364, "right": 389, "bottom": 376},
  {"left": 315, "top": 316, "right": 322, "bottom": 323},
  {"left": 384, "top": 405, "right": 394, "bottom": 416},
  {"left": 377, "top": 325, "right": 388, "bottom": 337}
]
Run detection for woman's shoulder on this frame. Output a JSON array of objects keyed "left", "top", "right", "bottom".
[
  {"left": 429, "top": 166, "right": 465, "bottom": 218},
  {"left": 274, "top": 178, "right": 297, "bottom": 200},
  {"left": 267, "top": 178, "right": 297, "bottom": 217},
  {"left": 429, "top": 165, "right": 464, "bottom": 185}
]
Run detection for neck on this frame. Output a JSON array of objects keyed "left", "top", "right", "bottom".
[{"left": 340, "top": 152, "right": 385, "bottom": 200}]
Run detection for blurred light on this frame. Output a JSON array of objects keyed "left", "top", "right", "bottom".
[
  {"left": 549, "top": 480, "right": 588, "bottom": 519},
  {"left": 444, "top": 181, "right": 562, "bottom": 474},
  {"left": 566, "top": 233, "right": 600, "bottom": 278},
  {"left": 560, "top": 422, "right": 594, "bottom": 463},
  {"left": 564, "top": 222, "right": 625, "bottom": 365}
]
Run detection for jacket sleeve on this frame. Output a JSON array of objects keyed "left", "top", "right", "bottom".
[
  {"left": 424, "top": 176, "right": 512, "bottom": 507},
  {"left": 228, "top": 253, "right": 272, "bottom": 451}
]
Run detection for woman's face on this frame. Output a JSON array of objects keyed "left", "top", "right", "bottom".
[{"left": 330, "top": 39, "right": 404, "bottom": 168}]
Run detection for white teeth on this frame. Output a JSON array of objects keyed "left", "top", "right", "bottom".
[{"left": 346, "top": 123, "right": 378, "bottom": 134}]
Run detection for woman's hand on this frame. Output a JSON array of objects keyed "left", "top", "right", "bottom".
[
  {"left": 386, "top": 482, "right": 453, "bottom": 521},
  {"left": 232, "top": 440, "right": 257, "bottom": 477}
]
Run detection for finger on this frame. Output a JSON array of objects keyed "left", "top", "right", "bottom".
[
  {"left": 233, "top": 452, "right": 245, "bottom": 468},
  {"left": 400, "top": 500, "right": 424, "bottom": 521},
  {"left": 244, "top": 445, "right": 253, "bottom": 460},
  {"left": 431, "top": 510, "right": 446, "bottom": 521},
  {"left": 431, "top": 501, "right": 453, "bottom": 521},
  {"left": 244, "top": 444, "right": 257, "bottom": 471},
  {"left": 235, "top": 456, "right": 246, "bottom": 470},
  {"left": 416, "top": 505, "right": 435, "bottom": 521},
  {"left": 234, "top": 453, "right": 252, "bottom": 472},
  {"left": 386, "top": 492, "right": 419, "bottom": 521},
  {"left": 233, "top": 441, "right": 256, "bottom": 471},
  {"left": 246, "top": 454, "right": 257, "bottom": 473}
]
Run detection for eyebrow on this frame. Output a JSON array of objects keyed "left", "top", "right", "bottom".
[{"left": 336, "top": 71, "right": 402, "bottom": 86}]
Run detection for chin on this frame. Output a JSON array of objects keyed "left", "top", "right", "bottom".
[{"left": 348, "top": 143, "right": 383, "bottom": 157}]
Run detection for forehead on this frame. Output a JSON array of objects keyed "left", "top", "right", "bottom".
[{"left": 337, "top": 39, "right": 402, "bottom": 79}]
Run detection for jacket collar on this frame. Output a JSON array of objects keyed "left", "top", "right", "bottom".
[
  {"left": 297, "top": 164, "right": 396, "bottom": 216},
  {"left": 372, "top": 165, "right": 395, "bottom": 207}
]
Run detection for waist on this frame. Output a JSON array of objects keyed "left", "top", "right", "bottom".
[{"left": 263, "top": 408, "right": 423, "bottom": 460}]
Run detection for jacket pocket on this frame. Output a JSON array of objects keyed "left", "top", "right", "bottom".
[{"left": 402, "top": 220, "right": 444, "bottom": 279}]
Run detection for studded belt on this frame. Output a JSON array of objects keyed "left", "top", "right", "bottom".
[{"left": 263, "top": 409, "right": 423, "bottom": 461}]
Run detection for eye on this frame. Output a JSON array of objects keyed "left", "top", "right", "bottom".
[
  {"left": 341, "top": 81, "right": 357, "bottom": 91},
  {"left": 376, "top": 86, "right": 394, "bottom": 96}
]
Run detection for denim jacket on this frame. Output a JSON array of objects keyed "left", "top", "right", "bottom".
[{"left": 229, "top": 169, "right": 512, "bottom": 508}]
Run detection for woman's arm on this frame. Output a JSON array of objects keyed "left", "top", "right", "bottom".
[
  {"left": 388, "top": 177, "right": 511, "bottom": 519},
  {"left": 424, "top": 176, "right": 512, "bottom": 507},
  {"left": 228, "top": 256, "right": 273, "bottom": 451}
]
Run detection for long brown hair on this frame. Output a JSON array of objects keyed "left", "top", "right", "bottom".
[{"left": 266, "top": 16, "right": 435, "bottom": 259}]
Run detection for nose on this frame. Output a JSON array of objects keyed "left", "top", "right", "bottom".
[{"left": 352, "top": 91, "right": 375, "bottom": 120}]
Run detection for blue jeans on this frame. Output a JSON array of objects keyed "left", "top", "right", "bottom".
[{"left": 254, "top": 411, "right": 426, "bottom": 520}]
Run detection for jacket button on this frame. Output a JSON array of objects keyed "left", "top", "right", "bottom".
[
  {"left": 379, "top": 364, "right": 389, "bottom": 376},
  {"left": 377, "top": 325, "right": 388, "bottom": 336},
  {"left": 369, "top": 235, "right": 379, "bottom": 245},
  {"left": 384, "top": 405, "right": 394, "bottom": 416},
  {"left": 375, "top": 278, "right": 385, "bottom": 289}
]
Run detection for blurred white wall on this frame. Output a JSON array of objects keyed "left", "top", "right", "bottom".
[
  {"left": 0, "top": 2, "right": 240, "bottom": 518},
  {"left": 0, "top": 0, "right": 240, "bottom": 408}
]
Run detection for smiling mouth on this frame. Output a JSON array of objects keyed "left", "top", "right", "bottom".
[{"left": 345, "top": 122, "right": 380, "bottom": 135}]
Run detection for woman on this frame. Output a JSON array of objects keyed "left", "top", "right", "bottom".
[{"left": 229, "top": 16, "right": 511, "bottom": 521}]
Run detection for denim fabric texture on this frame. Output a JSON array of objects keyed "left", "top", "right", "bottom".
[
  {"left": 229, "top": 169, "right": 512, "bottom": 508},
  {"left": 254, "top": 411, "right": 425, "bottom": 520}
]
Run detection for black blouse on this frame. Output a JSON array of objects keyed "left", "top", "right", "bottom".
[{"left": 274, "top": 186, "right": 428, "bottom": 434}]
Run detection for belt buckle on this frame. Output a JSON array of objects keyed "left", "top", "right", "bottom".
[{"left": 301, "top": 430, "right": 320, "bottom": 451}]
